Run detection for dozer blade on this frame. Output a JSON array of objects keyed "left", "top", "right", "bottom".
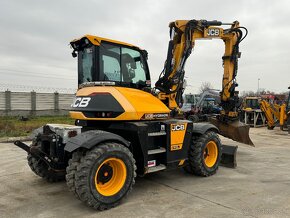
[
  {"left": 220, "top": 144, "right": 238, "bottom": 168},
  {"left": 209, "top": 117, "right": 254, "bottom": 146}
]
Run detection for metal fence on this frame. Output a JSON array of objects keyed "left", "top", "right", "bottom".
[{"left": 0, "top": 91, "right": 75, "bottom": 116}]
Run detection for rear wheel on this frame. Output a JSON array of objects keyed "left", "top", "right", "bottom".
[
  {"left": 73, "top": 142, "right": 136, "bottom": 210},
  {"left": 66, "top": 150, "right": 83, "bottom": 199},
  {"left": 184, "top": 131, "right": 222, "bottom": 176}
]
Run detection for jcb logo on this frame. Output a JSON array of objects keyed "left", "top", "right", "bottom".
[
  {"left": 207, "top": 28, "right": 220, "bottom": 36},
  {"left": 72, "top": 97, "right": 91, "bottom": 108},
  {"left": 172, "top": 124, "right": 185, "bottom": 131}
]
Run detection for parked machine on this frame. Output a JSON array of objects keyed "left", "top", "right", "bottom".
[
  {"left": 184, "top": 89, "right": 221, "bottom": 122},
  {"left": 243, "top": 97, "right": 260, "bottom": 110},
  {"left": 14, "top": 19, "right": 252, "bottom": 210},
  {"left": 240, "top": 96, "right": 265, "bottom": 127},
  {"left": 260, "top": 87, "right": 290, "bottom": 132}
]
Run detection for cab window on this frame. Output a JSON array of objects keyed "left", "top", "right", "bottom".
[{"left": 99, "top": 42, "right": 148, "bottom": 87}]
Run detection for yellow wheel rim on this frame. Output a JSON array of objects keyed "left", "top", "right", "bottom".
[
  {"left": 203, "top": 141, "right": 218, "bottom": 168},
  {"left": 95, "top": 158, "right": 127, "bottom": 196}
]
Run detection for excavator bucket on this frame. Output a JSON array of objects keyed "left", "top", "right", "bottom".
[{"left": 209, "top": 117, "right": 254, "bottom": 146}]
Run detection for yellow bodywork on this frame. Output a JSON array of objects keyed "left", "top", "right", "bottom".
[
  {"left": 170, "top": 123, "right": 188, "bottom": 151},
  {"left": 70, "top": 87, "right": 170, "bottom": 121}
]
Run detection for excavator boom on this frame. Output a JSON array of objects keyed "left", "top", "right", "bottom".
[{"left": 155, "top": 19, "right": 253, "bottom": 145}]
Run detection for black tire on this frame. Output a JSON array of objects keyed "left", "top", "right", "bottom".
[
  {"left": 188, "top": 115, "right": 199, "bottom": 123},
  {"left": 73, "top": 142, "right": 136, "bottom": 210},
  {"left": 184, "top": 131, "right": 222, "bottom": 177},
  {"left": 27, "top": 154, "right": 65, "bottom": 182},
  {"left": 66, "top": 150, "right": 83, "bottom": 199}
]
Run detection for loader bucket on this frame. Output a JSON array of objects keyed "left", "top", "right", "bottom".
[{"left": 209, "top": 117, "right": 254, "bottom": 146}]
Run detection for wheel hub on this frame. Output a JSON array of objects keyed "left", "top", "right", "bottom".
[
  {"left": 203, "top": 141, "right": 218, "bottom": 168},
  {"left": 97, "top": 164, "right": 113, "bottom": 184}
]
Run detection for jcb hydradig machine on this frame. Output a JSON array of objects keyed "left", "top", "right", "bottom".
[{"left": 14, "top": 19, "right": 253, "bottom": 210}]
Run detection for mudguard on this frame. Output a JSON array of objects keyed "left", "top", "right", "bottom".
[
  {"left": 191, "top": 123, "right": 219, "bottom": 134},
  {"left": 64, "top": 130, "right": 130, "bottom": 153}
]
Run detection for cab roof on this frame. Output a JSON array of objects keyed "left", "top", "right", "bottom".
[{"left": 70, "top": 34, "right": 141, "bottom": 49}]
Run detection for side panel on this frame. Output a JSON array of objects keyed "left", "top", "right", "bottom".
[
  {"left": 165, "top": 120, "right": 193, "bottom": 166},
  {"left": 170, "top": 123, "right": 188, "bottom": 151},
  {"left": 70, "top": 86, "right": 170, "bottom": 121}
]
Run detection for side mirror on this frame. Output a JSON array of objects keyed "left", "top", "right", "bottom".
[{"left": 72, "top": 51, "right": 77, "bottom": 58}]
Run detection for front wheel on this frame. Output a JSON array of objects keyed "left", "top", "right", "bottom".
[
  {"left": 184, "top": 131, "right": 222, "bottom": 177},
  {"left": 72, "top": 142, "right": 136, "bottom": 210}
]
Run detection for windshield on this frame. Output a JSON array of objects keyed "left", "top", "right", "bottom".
[{"left": 78, "top": 46, "right": 94, "bottom": 84}]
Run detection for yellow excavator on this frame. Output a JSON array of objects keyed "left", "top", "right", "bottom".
[
  {"left": 260, "top": 87, "right": 290, "bottom": 131},
  {"left": 14, "top": 19, "right": 252, "bottom": 210}
]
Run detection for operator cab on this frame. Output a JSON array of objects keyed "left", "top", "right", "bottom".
[{"left": 70, "top": 35, "right": 151, "bottom": 90}]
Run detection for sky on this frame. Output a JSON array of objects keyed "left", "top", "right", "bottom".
[{"left": 0, "top": 0, "right": 289, "bottom": 94}]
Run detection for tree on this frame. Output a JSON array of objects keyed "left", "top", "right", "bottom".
[{"left": 199, "top": 82, "right": 213, "bottom": 94}]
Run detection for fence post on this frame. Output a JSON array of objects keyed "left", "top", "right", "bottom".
[
  {"left": 54, "top": 92, "right": 59, "bottom": 111},
  {"left": 31, "top": 91, "right": 36, "bottom": 116},
  {"left": 5, "top": 90, "right": 11, "bottom": 115}
]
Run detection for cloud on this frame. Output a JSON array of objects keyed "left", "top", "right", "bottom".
[{"left": 0, "top": 0, "right": 289, "bottom": 93}]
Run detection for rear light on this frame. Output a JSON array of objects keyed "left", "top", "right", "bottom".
[
  {"left": 95, "top": 112, "right": 113, "bottom": 118},
  {"left": 82, "top": 111, "right": 122, "bottom": 118},
  {"left": 68, "top": 130, "right": 78, "bottom": 138},
  {"left": 88, "top": 92, "right": 110, "bottom": 96}
]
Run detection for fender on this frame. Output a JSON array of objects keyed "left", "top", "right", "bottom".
[
  {"left": 64, "top": 130, "right": 130, "bottom": 153},
  {"left": 191, "top": 123, "right": 219, "bottom": 135}
]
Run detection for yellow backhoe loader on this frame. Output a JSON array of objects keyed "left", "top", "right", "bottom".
[
  {"left": 260, "top": 87, "right": 290, "bottom": 132},
  {"left": 14, "top": 19, "right": 253, "bottom": 210},
  {"left": 243, "top": 96, "right": 260, "bottom": 111}
]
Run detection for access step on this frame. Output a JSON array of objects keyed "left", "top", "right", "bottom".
[
  {"left": 148, "top": 131, "right": 166, "bottom": 136},
  {"left": 148, "top": 147, "right": 166, "bottom": 155},
  {"left": 147, "top": 164, "right": 166, "bottom": 173}
]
